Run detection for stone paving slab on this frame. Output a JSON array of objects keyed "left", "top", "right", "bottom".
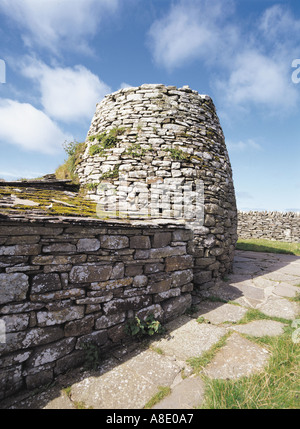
[
  {"left": 273, "top": 283, "right": 300, "bottom": 298},
  {"left": 257, "top": 296, "right": 299, "bottom": 320},
  {"left": 203, "top": 333, "right": 270, "bottom": 379},
  {"left": 69, "top": 350, "right": 182, "bottom": 409},
  {"left": 150, "top": 317, "right": 227, "bottom": 362},
  {"left": 152, "top": 375, "right": 205, "bottom": 409},
  {"left": 231, "top": 320, "right": 285, "bottom": 337},
  {"left": 192, "top": 301, "right": 248, "bottom": 324}
]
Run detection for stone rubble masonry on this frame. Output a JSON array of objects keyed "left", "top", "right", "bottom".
[
  {"left": 0, "top": 217, "right": 195, "bottom": 400},
  {"left": 238, "top": 211, "right": 300, "bottom": 243},
  {"left": 76, "top": 84, "right": 238, "bottom": 286}
]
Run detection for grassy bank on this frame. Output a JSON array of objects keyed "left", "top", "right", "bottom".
[{"left": 236, "top": 238, "right": 300, "bottom": 256}]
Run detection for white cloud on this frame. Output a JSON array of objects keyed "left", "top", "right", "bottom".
[
  {"left": 21, "top": 59, "right": 111, "bottom": 123},
  {"left": 148, "top": 0, "right": 235, "bottom": 70},
  {"left": 217, "top": 50, "right": 298, "bottom": 111},
  {"left": 0, "top": 0, "right": 119, "bottom": 53},
  {"left": 227, "top": 139, "right": 262, "bottom": 152},
  {"left": 0, "top": 99, "right": 72, "bottom": 154}
]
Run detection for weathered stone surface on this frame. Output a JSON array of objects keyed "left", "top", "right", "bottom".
[
  {"left": 77, "top": 238, "right": 101, "bottom": 252},
  {"left": 152, "top": 232, "right": 172, "bottom": 248},
  {"left": 22, "top": 327, "right": 64, "bottom": 348},
  {"left": 27, "top": 338, "right": 76, "bottom": 367},
  {"left": 204, "top": 333, "right": 269, "bottom": 379},
  {"left": 153, "top": 375, "right": 205, "bottom": 409},
  {"left": 0, "top": 273, "right": 29, "bottom": 304},
  {"left": 75, "top": 330, "right": 108, "bottom": 350},
  {"left": 257, "top": 297, "right": 299, "bottom": 320},
  {"left": 64, "top": 315, "right": 95, "bottom": 337},
  {"left": 1, "top": 314, "right": 30, "bottom": 332},
  {"left": 31, "top": 273, "right": 61, "bottom": 294},
  {"left": 149, "top": 246, "right": 186, "bottom": 259},
  {"left": 42, "top": 243, "right": 76, "bottom": 253},
  {"left": 132, "top": 275, "right": 148, "bottom": 288},
  {"left": 69, "top": 265, "right": 112, "bottom": 283},
  {"left": 100, "top": 235, "right": 129, "bottom": 250},
  {"left": 70, "top": 350, "right": 181, "bottom": 409},
  {"left": 130, "top": 235, "right": 151, "bottom": 249},
  {"left": 0, "top": 244, "right": 40, "bottom": 256},
  {"left": 194, "top": 301, "right": 248, "bottom": 324},
  {"left": 161, "top": 294, "right": 192, "bottom": 322},
  {"left": 95, "top": 313, "right": 126, "bottom": 330},
  {"left": 90, "top": 277, "right": 133, "bottom": 291},
  {"left": 0, "top": 365, "right": 23, "bottom": 399},
  {"left": 37, "top": 306, "right": 85, "bottom": 327},
  {"left": 103, "top": 296, "right": 152, "bottom": 315},
  {"left": 151, "top": 316, "right": 227, "bottom": 361},
  {"left": 232, "top": 320, "right": 285, "bottom": 337},
  {"left": 166, "top": 255, "right": 194, "bottom": 272}
]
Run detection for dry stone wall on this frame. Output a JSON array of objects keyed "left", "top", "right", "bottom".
[
  {"left": 76, "top": 84, "right": 238, "bottom": 289},
  {"left": 0, "top": 217, "right": 194, "bottom": 400},
  {"left": 238, "top": 211, "right": 300, "bottom": 243}
]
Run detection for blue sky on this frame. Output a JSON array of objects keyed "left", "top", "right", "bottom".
[{"left": 0, "top": 0, "right": 299, "bottom": 212}]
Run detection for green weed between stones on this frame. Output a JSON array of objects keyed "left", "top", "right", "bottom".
[
  {"left": 81, "top": 342, "right": 101, "bottom": 371},
  {"left": 125, "top": 314, "right": 165, "bottom": 339},
  {"left": 55, "top": 140, "right": 86, "bottom": 183},
  {"left": 144, "top": 386, "right": 171, "bottom": 409},
  {"left": 88, "top": 127, "right": 126, "bottom": 156}
]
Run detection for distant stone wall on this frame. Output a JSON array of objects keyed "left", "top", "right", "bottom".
[
  {"left": 0, "top": 217, "right": 194, "bottom": 400},
  {"left": 238, "top": 211, "right": 300, "bottom": 243}
]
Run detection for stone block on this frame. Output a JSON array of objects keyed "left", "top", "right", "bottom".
[
  {"left": 0, "top": 244, "right": 40, "bottom": 256},
  {"left": 103, "top": 296, "right": 152, "bottom": 315},
  {"left": 37, "top": 306, "right": 85, "bottom": 327},
  {"left": 77, "top": 238, "right": 101, "bottom": 252},
  {"left": 194, "top": 270, "right": 212, "bottom": 284},
  {"left": 42, "top": 243, "right": 77, "bottom": 253},
  {"left": 27, "top": 338, "right": 76, "bottom": 367},
  {"left": 144, "top": 262, "right": 164, "bottom": 274},
  {"left": 130, "top": 236, "right": 151, "bottom": 249},
  {"left": 110, "top": 262, "right": 124, "bottom": 280},
  {"left": 161, "top": 294, "right": 192, "bottom": 321},
  {"left": 0, "top": 273, "right": 29, "bottom": 304},
  {"left": 22, "top": 326, "right": 64, "bottom": 348},
  {"left": 75, "top": 330, "right": 108, "bottom": 350},
  {"left": 100, "top": 235, "right": 129, "bottom": 250},
  {"left": 170, "top": 269, "right": 193, "bottom": 287},
  {"left": 31, "top": 273, "right": 62, "bottom": 294},
  {"left": 149, "top": 246, "right": 186, "bottom": 259},
  {"left": 30, "top": 288, "right": 85, "bottom": 303},
  {"left": 125, "top": 264, "right": 143, "bottom": 276},
  {"left": 165, "top": 255, "right": 194, "bottom": 272},
  {"left": 65, "top": 315, "right": 95, "bottom": 337},
  {"left": 2, "top": 314, "right": 29, "bottom": 332},
  {"left": 0, "top": 365, "right": 23, "bottom": 399},
  {"left": 95, "top": 313, "right": 126, "bottom": 330},
  {"left": 152, "top": 232, "right": 172, "bottom": 248},
  {"left": 132, "top": 275, "right": 148, "bottom": 288},
  {"left": 90, "top": 277, "right": 133, "bottom": 291},
  {"left": 108, "top": 324, "right": 127, "bottom": 343},
  {"left": 69, "top": 265, "right": 112, "bottom": 283}
]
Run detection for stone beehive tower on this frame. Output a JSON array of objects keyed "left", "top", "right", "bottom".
[{"left": 76, "top": 84, "right": 238, "bottom": 289}]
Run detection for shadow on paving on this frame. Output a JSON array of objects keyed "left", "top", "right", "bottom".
[{"left": 1, "top": 249, "right": 299, "bottom": 409}]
